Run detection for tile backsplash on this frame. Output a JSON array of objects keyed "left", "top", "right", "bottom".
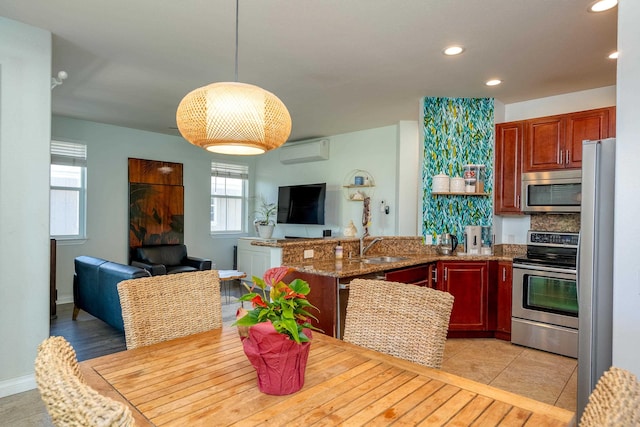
[
  {"left": 421, "top": 97, "right": 494, "bottom": 242},
  {"left": 530, "top": 214, "right": 580, "bottom": 233}
]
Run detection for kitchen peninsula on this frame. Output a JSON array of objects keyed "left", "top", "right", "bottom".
[{"left": 239, "top": 237, "right": 523, "bottom": 341}]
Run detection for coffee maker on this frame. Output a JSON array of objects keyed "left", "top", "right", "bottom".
[{"left": 463, "top": 225, "right": 482, "bottom": 255}]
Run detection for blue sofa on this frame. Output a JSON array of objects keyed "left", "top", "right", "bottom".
[{"left": 73, "top": 255, "right": 150, "bottom": 331}]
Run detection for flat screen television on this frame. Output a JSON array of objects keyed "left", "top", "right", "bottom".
[{"left": 277, "top": 183, "right": 326, "bottom": 225}]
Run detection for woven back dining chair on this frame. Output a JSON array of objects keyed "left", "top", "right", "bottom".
[
  {"left": 579, "top": 366, "right": 640, "bottom": 426},
  {"left": 35, "top": 336, "right": 134, "bottom": 427},
  {"left": 118, "top": 269, "right": 222, "bottom": 349},
  {"left": 343, "top": 279, "right": 454, "bottom": 369}
]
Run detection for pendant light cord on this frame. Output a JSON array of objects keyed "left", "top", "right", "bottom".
[{"left": 234, "top": 0, "right": 239, "bottom": 82}]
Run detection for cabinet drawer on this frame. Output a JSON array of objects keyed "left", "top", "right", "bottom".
[{"left": 385, "top": 265, "right": 429, "bottom": 285}]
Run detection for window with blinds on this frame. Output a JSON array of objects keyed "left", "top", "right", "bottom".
[
  {"left": 211, "top": 162, "right": 249, "bottom": 234},
  {"left": 50, "top": 141, "right": 87, "bottom": 239}
]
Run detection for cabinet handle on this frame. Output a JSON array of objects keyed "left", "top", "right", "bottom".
[
  {"left": 517, "top": 195, "right": 520, "bottom": 208},
  {"left": 566, "top": 150, "right": 570, "bottom": 164},
  {"left": 502, "top": 267, "right": 506, "bottom": 282},
  {"left": 444, "top": 267, "right": 448, "bottom": 281},
  {"left": 560, "top": 150, "right": 564, "bottom": 165},
  {"left": 432, "top": 269, "right": 437, "bottom": 284},
  {"left": 557, "top": 150, "right": 561, "bottom": 164}
]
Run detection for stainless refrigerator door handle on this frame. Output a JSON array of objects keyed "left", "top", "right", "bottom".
[{"left": 576, "top": 232, "right": 581, "bottom": 301}]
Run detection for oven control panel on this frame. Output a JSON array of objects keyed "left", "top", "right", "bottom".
[{"left": 528, "top": 231, "right": 579, "bottom": 247}]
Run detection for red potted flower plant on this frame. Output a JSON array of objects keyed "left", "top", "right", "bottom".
[{"left": 234, "top": 266, "right": 321, "bottom": 395}]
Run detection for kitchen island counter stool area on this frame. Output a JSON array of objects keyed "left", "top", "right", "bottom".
[{"left": 79, "top": 327, "right": 575, "bottom": 426}]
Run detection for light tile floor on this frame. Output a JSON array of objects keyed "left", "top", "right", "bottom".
[{"left": 442, "top": 337, "right": 577, "bottom": 412}]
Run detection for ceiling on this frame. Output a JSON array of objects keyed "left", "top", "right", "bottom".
[{"left": 0, "top": 0, "right": 617, "bottom": 142}]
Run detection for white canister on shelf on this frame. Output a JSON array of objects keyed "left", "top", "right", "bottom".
[
  {"left": 450, "top": 177, "right": 465, "bottom": 193},
  {"left": 432, "top": 174, "right": 450, "bottom": 193}
]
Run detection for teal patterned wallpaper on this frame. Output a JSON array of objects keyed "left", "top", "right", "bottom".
[{"left": 422, "top": 97, "right": 494, "bottom": 242}]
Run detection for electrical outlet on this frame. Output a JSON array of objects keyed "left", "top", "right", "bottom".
[
  {"left": 425, "top": 235, "right": 433, "bottom": 245},
  {"left": 303, "top": 249, "right": 314, "bottom": 259}
]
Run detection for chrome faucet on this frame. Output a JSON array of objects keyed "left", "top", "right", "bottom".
[{"left": 360, "top": 236, "right": 383, "bottom": 257}]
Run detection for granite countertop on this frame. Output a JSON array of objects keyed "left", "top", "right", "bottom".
[{"left": 284, "top": 252, "right": 516, "bottom": 279}]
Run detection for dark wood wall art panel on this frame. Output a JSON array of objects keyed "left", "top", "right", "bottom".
[
  {"left": 128, "top": 158, "right": 183, "bottom": 185},
  {"left": 129, "top": 183, "right": 184, "bottom": 247},
  {"left": 128, "top": 158, "right": 184, "bottom": 250}
]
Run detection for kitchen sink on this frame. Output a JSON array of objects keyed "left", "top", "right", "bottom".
[{"left": 361, "top": 256, "right": 409, "bottom": 264}]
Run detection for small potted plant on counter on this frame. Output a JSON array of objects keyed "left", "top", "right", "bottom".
[{"left": 254, "top": 196, "right": 277, "bottom": 239}]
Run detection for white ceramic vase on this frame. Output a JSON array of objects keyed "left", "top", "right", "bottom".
[{"left": 257, "top": 224, "right": 275, "bottom": 239}]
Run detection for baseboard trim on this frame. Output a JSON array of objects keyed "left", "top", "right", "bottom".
[
  {"left": 56, "top": 296, "right": 73, "bottom": 305},
  {"left": 0, "top": 374, "right": 36, "bottom": 398}
]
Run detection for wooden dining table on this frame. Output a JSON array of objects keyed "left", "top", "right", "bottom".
[{"left": 80, "top": 327, "right": 576, "bottom": 426}]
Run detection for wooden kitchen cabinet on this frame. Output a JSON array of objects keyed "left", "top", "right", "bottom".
[
  {"left": 495, "top": 261, "right": 512, "bottom": 341},
  {"left": 564, "top": 107, "right": 614, "bottom": 168},
  {"left": 284, "top": 270, "right": 339, "bottom": 338},
  {"left": 385, "top": 263, "right": 434, "bottom": 287},
  {"left": 523, "top": 106, "right": 615, "bottom": 172},
  {"left": 437, "top": 261, "right": 496, "bottom": 337},
  {"left": 524, "top": 114, "right": 565, "bottom": 172},
  {"left": 494, "top": 121, "right": 524, "bottom": 214}
]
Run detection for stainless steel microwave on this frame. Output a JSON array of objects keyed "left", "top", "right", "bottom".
[{"left": 521, "top": 170, "right": 581, "bottom": 213}]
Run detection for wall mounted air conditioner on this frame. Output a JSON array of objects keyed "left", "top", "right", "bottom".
[{"left": 279, "top": 138, "right": 330, "bottom": 164}]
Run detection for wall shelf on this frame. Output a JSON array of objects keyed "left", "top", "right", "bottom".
[
  {"left": 343, "top": 169, "right": 375, "bottom": 201},
  {"left": 432, "top": 192, "right": 490, "bottom": 197},
  {"left": 343, "top": 184, "right": 374, "bottom": 189}
]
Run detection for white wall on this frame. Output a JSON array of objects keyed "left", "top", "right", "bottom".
[
  {"left": 0, "top": 18, "right": 51, "bottom": 397},
  {"left": 612, "top": 0, "right": 640, "bottom": 376},
  {"left": 397, "top": 120, "right": 420, "bottom": 236},
  {"left": 254, "top": 125, "right": 401, "bottom": 239},
  {"left": 52, "top": 116, "right": 256, "bottom": 304},
  {"left": 492, "top": 86, "right": 617, "bottom": 244},
  {"left": 505, "top": 86, "right": 616, "bottom": 122}
]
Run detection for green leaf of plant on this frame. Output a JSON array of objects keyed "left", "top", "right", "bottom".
[{"left": 288, "top": 279, "right": 310, "bottom": 295}]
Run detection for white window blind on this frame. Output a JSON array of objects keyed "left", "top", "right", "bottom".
[
  {"left": 51, "top": 141, "right": 87, "bottom": 166},
  {"left": 211, "top": 162, "right": 249, "bottom": 179}
]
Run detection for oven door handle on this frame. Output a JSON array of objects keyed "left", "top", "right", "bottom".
[{"left": 512, "top": 263, "right": 576, "bottom": 275}]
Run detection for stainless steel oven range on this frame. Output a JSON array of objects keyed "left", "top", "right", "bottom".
[{"left": 512, "top": 231, "right": 579, "bottom": 358}]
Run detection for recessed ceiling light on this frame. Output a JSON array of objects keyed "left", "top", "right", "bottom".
[
  {"left": 588, "top": 0, "right": 617, "bottom": 12},
  {"left": 608, "top": 51, "right": 619, "bottom": 59},
  {"left": 443, "top": 46, "right": 464, "bottom": 56},
  {"left": 485, "top": 79, "right": 502, "bottom": 87}
]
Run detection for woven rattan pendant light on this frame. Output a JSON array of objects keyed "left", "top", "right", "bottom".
[{"left": 176, "top": 0, "right": 291, "bottom": 155}]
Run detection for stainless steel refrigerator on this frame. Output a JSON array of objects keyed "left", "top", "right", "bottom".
[{"left": 577, "top": 137, "right": 615, "bottom": 418}]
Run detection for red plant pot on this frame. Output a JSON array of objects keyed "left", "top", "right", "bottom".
[{"left": 241, "top": 321, "right": 312, "bottom": 395}]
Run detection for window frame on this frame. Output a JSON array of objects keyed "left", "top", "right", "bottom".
[
  {"left": 210, "top": 162, "right": 249, "bottom": 235},
  {"left": 50, "top": 140, "right": 87, "bottom": 240}
]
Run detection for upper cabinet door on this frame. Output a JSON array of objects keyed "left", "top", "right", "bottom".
[
  {"left": 524, "top": 115, "right": 565, "bottom": 172},
  {"left": 494, "top": 121, "right": 524, "bottom": 214},
  {"left": 565, "top": 107, "right": 613, "bottom": 169}
]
